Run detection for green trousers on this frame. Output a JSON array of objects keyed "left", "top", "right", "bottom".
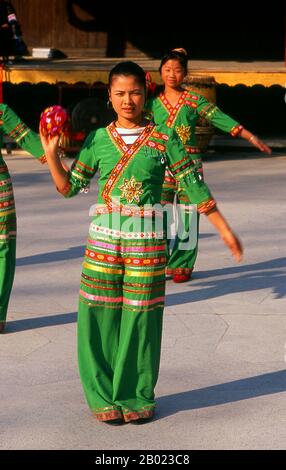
[
  {"left": 161, "top": 167, "right": 200, "bottom": 275},
  {"left": 0, "top": 161, "right": 17, "bottom": 322},
  {"left": 77, "top": 216, "right": 166, "bottom": 422}
]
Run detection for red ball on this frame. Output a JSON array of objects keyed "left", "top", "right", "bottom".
[{"left": 40, "top": 105, "right": 70, "bottom": 138}]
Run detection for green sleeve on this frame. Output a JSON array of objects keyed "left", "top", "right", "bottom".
[
  {"left": 0, "top": 104, "right": 45, "bottom": 162},
  {"left": 63, "top": 130, "right": 99, "bottom": 198},
  {"left": 165, "top": 128, "right": 216, "bottom": 213},
  {"left": 195, "top": 93, "right": 243, "bottom": 136}
]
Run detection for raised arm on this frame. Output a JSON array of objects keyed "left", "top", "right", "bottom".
[
  {"left": 0, "top": 104, "right": 46, "bottom": 162},
  {"left": 166, "top": 128, "right": 243, "bottom": 262},
  {"left": 193, "top": 93, "right": 272, "bottom": 155},
  {"left": 239, "top": 128, "right": 271, "bottom": 154},
  {"left": 206, "top": 207, "right": 242, "bottom": 262},
  {"left": 39, "top": 131, "right": 70, "bottom": 193},
  {"left": 39, "top": 127, "right": 98, "bottom": 198}
]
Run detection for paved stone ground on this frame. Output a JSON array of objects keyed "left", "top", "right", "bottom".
[{"left": 1, "top": 149, "right": 286, "bottom": 450}]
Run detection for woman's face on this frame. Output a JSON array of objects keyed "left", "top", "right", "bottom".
[
  {"left": 109, "top": 75, "right": 145, "bottom": 122},
  {"left": 161, "top": 59, "right": 186, "bottom": 88}
]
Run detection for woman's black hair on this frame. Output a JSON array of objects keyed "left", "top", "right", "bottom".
[
  {"left": 108, "top": 61, "right": 146, "bottom": 91},
  {"left": 159, "top": 49, "right": 188, "bottom": 74}
]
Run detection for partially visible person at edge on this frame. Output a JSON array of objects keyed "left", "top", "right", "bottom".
[
  {"left": 0, "top": 104, "right": 46, "bottom": 334},
  {"left": 145, "top": 48, "right": 271, "bottom": 283},
  {"left": 0, "top": 0, "right": 13, "bottom": 63},
  {"left": 40, "top": 60, "right": 242, "bottom": 426},
  {"left": 0, "top": 0, "right": 27, "bottom": 64}
]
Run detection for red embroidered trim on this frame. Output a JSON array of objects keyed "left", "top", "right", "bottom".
[
  {"left": 76, "top": 160, "right": 94, "bottom": 172},
  {"left": 197, "top": 199, "right": 216, "bottom": 214},
  {"left": 186, "top": 93, "right": 199, "bottom": 101},
  {"left": 145, "top": 140, "right": 166, "bottom": 152},
  {"left": 152, "top": 131, "right": 169, "bottom": 141},
  {"left": 85, "top": 248, "right": 166, "bottom": 266},
  {"left": 106, "top": 123, "right": 130, "bottom": 154},
  {"left": 85, "top": 249, "right": 123, "bottom": 264},
  {"left": 0, "top": 164, "right": 9, "bottom": 173},
  {"left": 169, "top": 155, "right": 190, "bottom": 170},
  {"left": 163, "top": 174, "right": 177, "bottom": 184},
  {"left": 0, "top": 199, "right": 14, "bottom": 208},
  {"left": 123, "top": 408, "right": 154, "bottom": 423},
  {"left": 93, "top": 205, "right": 162, "bottom": 217},
  {"left": 173, "top": 268, "right": 192, "bottom": 275},
  {"left": 230, "top": 124, "right": 244, "bottom": 137},
  {"left": 185, "top": 92, "right": 199, "bottom": 109},
  {"left": 8, "top": 122, "right": 27, "bottom": 139},
  {"left": 159, "top": 91, "right": 188, "bottom": 127},
  {"left": 185, "top": 146, "right": 201, "bottom": 154},
  {"left": 103, "top": 122, "right": 155, "bottom": 209},
  {"left": 82, "top": 274, "right": 122, "bottom": 284},
  {"left": 73, "top": 165, "right": 87, "bottom": 176},
  {"left": 185, "top": 100, "right": 198, "bottom": 109},
  {"left": 171, "top": 161, "right": 193, "bottom": 176},
  {"left": 94, "top": 409, "right": 122, "bottom": 422}
]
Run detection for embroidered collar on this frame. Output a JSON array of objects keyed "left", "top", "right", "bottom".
[
  {"left": 159, "top": 91, "right": 188, "bottom": 127},
  {"left": 107, "top": 121, "right": 154, "bottom": 154},
  {"left": 102, "top": 121, "right": 155, "bottom": 209}
]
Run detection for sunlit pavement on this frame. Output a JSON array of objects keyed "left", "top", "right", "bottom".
[{"left": 1, "top": 149, "right": 286, "bottom": 450}]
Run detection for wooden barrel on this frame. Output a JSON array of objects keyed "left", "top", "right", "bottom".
[{"left": 183, "top": 75, "right": 217, "bottom": 152}]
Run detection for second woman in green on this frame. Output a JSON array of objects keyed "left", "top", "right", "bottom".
[{"left": 145, "top": 49, "right": 271, "bottom": 283}]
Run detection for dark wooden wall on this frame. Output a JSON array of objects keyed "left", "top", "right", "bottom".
[
  {"left": 11, "top": 0, "right": 286, "bottom": 60},
  {"left": 12, "top": 0, "right": 108, "bottom": 51}
]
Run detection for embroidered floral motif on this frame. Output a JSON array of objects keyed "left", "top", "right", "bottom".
[
  {"left": 175, "top": 124, "right": 191, "bottom": 144},
  {"left": 118, "top": 176, "right": 144, "bottom": 204},
  {"left": 103, "top": 122, "right": 154, "bottom": 208}
]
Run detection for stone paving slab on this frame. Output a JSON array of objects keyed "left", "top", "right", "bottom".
[{"left": 0, "top": 150, "right": 286, "bottom": 450}]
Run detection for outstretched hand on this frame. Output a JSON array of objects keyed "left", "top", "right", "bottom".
[
  {"left": 250, "top": 136, "right": 272, "bottom": 155},
  {"left": 221, "top": 230, "right": 243, "bottom": 262}
]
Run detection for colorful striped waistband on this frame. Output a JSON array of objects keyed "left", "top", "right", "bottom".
[
  {"left": 0, "top": 163, "right": 8, "bottom": 174},
  {"left": 89, "top": 223, "right": 165, "bottom": 240},
  {"left": 90, "top": 204, "right": 163, "bottom": 218}
]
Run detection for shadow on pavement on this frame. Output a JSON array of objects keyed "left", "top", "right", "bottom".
[
  {"left": 16, "top": 246, "right": 84, "bottom": 266},
  {"left": 157, "top": 369, "right": 286, "bottom": 418},
  {"left": 7, "top": 257, "right": 286, "bottom": 333},
  {"left": 166, "top": 256, "right": 286, "bottom": 305},
  {"left": 5, "top": 312, "right": 77, "bottom": 333}
]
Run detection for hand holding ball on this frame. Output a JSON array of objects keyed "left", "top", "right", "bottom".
[{"left": 40, "top": 105, "right": 70, "bottom": 138}]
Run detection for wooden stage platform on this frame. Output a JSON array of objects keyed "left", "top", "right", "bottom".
[{"left": 1, "top": 58, "right": 286, "bottom": 87}]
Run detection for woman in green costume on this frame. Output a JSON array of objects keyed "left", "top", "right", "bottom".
[
  {"left": 40, "top": 61, "right": 242, "bottom": 425},
  {"left": 145, "top": 49, "right": 271, "bottom": 283},
  {"left": 0, "top": 103, "right": 45, "bottom": 333}
]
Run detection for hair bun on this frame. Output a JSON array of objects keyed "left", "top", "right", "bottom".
[{"left": 171, "top": 48, "right": 187, "bottom": 56}]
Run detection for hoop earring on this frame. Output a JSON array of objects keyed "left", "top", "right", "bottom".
[
  {"left": 107, "top": 99, "right": 113, "bottom": 110},
  {"left": 143, "top": 109, "right": 153, "bottom": 122}
]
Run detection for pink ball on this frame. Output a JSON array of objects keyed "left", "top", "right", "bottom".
[{"left": 40, "top": 105, "right": 70, "bottom": 138}]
